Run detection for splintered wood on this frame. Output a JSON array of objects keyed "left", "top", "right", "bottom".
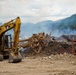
[{"left": 19, "top": 33, "right": 72, "bottom": 55}]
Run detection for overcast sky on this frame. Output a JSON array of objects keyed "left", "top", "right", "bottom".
[{"left": 0, "top": 0, "right": 76, "bottom": 23}]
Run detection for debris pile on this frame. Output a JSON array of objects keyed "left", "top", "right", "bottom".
[
  {"left": 19, "top": 32, "right": 53, "bottom": 54},
  {"left": 19, "top": 32, "right": 72, "bottom": 56}
]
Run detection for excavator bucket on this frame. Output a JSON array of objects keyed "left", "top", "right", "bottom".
[{"left": 8, "top": 52, "right": 22, "bottom": 63}]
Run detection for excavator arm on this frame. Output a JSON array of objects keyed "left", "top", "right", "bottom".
[{"left": 13, "top": 17, "right": 21, "bottom": 48}]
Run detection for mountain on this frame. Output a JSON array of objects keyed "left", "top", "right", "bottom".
[
  {"left": 55, "top": 14, "right": 76, "bottom": 35},
  {"left": 0, "top": 14, "right": 76, "bottom": 38},
  {"left": 20, "top": 14, "right": 76, "bottom": 38},
  {"left": 20, "top": 20, "right": 54, "bottom": 38},
  {"left": 57, "top": 14, "right": 76, "bottom": 30}
]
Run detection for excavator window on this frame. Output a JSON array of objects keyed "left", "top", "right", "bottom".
[
  {"left": 4, "top": 35, "right": 8, "bottom": 48},
  {"left": 3, "top": 34, "right": 12, "bottom": 49}
]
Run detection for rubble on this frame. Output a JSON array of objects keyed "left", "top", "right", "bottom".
[
  {"left": 19, "top": 32, "right": 48, "bottom": 54},
  {"left": 19, "top": 32, "right": 73, "bottom": 56}
]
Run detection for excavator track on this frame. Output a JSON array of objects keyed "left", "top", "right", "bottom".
[
  {"left": 8, "top": 52, "right": 22, "bottom": 63},
  {"left": 0, "top": 54, "right": 3, "bottom": 61}
]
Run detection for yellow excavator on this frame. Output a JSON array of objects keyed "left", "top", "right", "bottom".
[{"left": 0, "top": 17, "right": 22, "bottom": 63}]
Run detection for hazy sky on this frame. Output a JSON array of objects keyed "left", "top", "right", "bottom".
[{"left": 0, "top": 0, "right": 76, "bottom": 23}]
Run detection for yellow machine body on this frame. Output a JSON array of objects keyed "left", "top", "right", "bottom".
[{"left": 0, "top": 17, "right": 22, "bottom": 63}]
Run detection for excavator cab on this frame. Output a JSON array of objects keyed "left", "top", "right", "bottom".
[
  {"left": 3, "top": 34, "right": 12, "bottom": 49},
  {"left": 1, "top": 34, "right": 12, "bottom": 58}
]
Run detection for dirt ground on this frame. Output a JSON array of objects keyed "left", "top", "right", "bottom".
[{"left": 0, "top": 53, "right": 76, "bottom": 75}]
